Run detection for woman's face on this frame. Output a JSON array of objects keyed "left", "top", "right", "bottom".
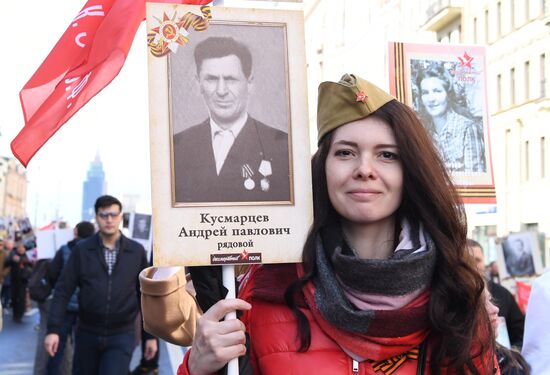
[
  {"left": 325, "top": 116, "right": 403, "bottom": 226},
  {"left": 420, "top": 76, "right": 449, "bottom": 118},
  {"left": 484, "top": 290, "right": 500, "bottom": 333}
]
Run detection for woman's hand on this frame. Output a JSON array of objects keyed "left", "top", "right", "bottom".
[{"left": 188, "top": 298, "right": 251, "bottom": 375}]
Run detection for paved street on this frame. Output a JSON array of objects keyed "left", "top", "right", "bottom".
[{"left": 0, "top": 307, "right": 187, "bottom": 375}]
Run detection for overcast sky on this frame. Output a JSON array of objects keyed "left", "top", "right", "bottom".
[{"left": 2, "top": 1, "right": 156, "bottom": 227}]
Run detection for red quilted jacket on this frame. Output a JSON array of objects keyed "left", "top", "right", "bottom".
[{"left": 178, "top": 264, "right": 499, "bottom": 375}]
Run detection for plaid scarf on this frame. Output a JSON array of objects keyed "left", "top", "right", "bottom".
[{"left": 300, "top": 221, "right": 435, "bottom": 371}]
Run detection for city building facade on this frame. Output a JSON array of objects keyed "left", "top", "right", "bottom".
[
  {"left": 81, "top": 153, "right": 106, "bottom": 221},
  {"left": 462, "top": 0, "right": 550, "bottom": 266},
  {"left": 0, "top": 157, "right": 28, "bottom": 218},
  {"left": 304, "top": 0, "right": 550, "bottom": 267}
]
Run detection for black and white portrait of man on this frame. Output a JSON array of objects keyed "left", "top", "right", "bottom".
[
  {"left": 132, "top": 214, "right": 152, "bottom": 240},
  {"left": 501, "top": 234, "right": 536, "bottom": 277},
  {"left": 169, "top": 24, "right": 292, "bottom": 205}
]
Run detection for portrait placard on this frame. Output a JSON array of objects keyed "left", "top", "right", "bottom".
[
  {"left": 388, "top": 42, "right": 495, "bottom": 203},
  {"left": 146, "top": 3, "right": 312, "bottom": 266},
  {"left": 497, "top": 232, "right": 543, "bottom": 279},
  {"left": 129, "top": 212, "right": 153, "bottom": 261}
]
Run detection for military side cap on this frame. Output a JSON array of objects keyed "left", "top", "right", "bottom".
[{"left": 317, "top": 74, "right": 396, "bottom": 143}]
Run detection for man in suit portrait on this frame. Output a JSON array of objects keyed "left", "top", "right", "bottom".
[
  {"left": 173, "top": 36, "right": 291, "bottom": 203},
  {"left": 132, "top": 214, "right": 151, "bottom": 240}
]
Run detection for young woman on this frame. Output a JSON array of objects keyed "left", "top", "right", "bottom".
[
  {"left": 140, "top": 74, "right": 498, "bottom": 374},
  {"left": 416, "top": 66, "right": 485, "bottom": 173}
]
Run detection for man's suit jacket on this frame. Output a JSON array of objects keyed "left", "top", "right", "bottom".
[{"left": 173, "top": 116, "right": 290, "bottom": 203}]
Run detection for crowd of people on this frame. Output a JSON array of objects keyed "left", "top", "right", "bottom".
[
  {"left": 138, "top": 74, "right": 547, "bottom": 375},
  {"left": 1, "top": 196, "right": 160, "bottom": 375},
  {"left": 1, "top": 70, "right": 548, "bottom": 375}
]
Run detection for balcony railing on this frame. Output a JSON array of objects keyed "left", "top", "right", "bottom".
[{"left": 422, "top": 0, "right": 463, "bottom": 31}]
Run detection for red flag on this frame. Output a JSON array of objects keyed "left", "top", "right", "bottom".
[{"left": 11, "top": 0, "right": 211, "bottom": 167}]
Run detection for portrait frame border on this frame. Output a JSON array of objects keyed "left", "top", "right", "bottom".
[
  {"left": 145, "top": 4, "right": 312, "bottom": 267},
  {"left": 388, "top": 41, "right": 496, "bottom": 204}
]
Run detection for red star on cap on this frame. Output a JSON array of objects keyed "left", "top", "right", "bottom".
[{"left": 356, "top": 91, "right": 368, "bottom": 102}]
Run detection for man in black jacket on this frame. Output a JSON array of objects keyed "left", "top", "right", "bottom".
[
  {"left": 6, "top": 242, "right": 32, "bottom": 323},
  {"left": 467, "top": 239, "right": 525, "bottom": 349},
  {"left": 44, "top": 195, "right": 157, "bottom": 375}
]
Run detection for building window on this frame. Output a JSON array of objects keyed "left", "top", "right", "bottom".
[
  {"left": 510, "top": 67, "right": 516, "bottom": 105},
  {"left": 511, "top": 0, "right": 516, "bottom": 29},
  {"left": 525, "top": 0, "right": 531, "bottom": 21},
  {"left": 525, "top": 60, "right": 530, "bottom": 100},
  {"left": 473, "top": 17, "right": 478, "bottom": 43},
  {"left": 525, "top": 140, "right": 530, "bottom": 181},
  {"left": 485, "top": 9, "right": 489, "bottom": 43},
  {"left": 497, "top": 2, "right": 502, "bottom": 36},
  {"left": 542, "top": 53, "right": 547, "bottom": 98},
  {"left": 506, "top": 129, "right": 512, "bottom": 184},
  {"left": 542, "top": 136, "right": 546, "bottom": 178},
  {"left": 497, "top": 73, "right": 502, "bottom": 109}
]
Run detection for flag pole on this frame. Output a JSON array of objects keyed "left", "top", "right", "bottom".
[{"left": 222, "top": 265, "right": 239, "bottom": 375}]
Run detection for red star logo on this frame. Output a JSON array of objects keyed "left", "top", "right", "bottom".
[
  {"left": 458, "top": 52, "right": 474, "bottom": 68},
  {"left": 240, "top": 249, "right": 249, "bottom": 260},
  {"left": 356, "top": 91, "right": 368, "bottom": 102}
]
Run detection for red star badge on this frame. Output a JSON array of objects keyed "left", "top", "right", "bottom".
[
  {"left": 356, "top": 91, "right": 368, "bottom": 102},
  {"left": 457, "top": 52, "right": 474, "bottom": 68},
  {"left": 240, "top": 249, "right": 249, "bottom": 260}
]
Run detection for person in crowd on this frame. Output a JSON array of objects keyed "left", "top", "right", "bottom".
[
  {"left": 0, "top": 239, "right": 6, "bottom": 330},
  {"left": 484, "top": 290, "right": 530, "bottom": 375},
  {"left": 467, "top": 239, "right": 525, "bottom": 349},
  {"left": 44, "top": 195, "right": 156, "bottom": 375},
  {"left": 415, "top": 65, "right": 485, "bottom": 173},
  {"left": 141, "top": 74, "right": 498, "bottom": 374},
  {"left": 521, "top": 271, "right": 550, "bottom": 374},
  {"left": 488, "top": 261, "right": 501, "bottom": 284},
  {"left": 1, "top": 239, "right": 15, "bottom": 312},
  {"left": 130, "top": 246, "right": 160, "bottom": 375},
  {"left": 6, "top": 242, "right": 32, "bottom": 323},
  {"left": 39, "top": 221, "right": 95, "bottom": 375}
]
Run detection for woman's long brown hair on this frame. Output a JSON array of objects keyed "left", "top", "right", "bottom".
[{"left": 284, "top": 100, "right": 495, "bottom": 374}]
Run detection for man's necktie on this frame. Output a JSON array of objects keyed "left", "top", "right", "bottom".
[{"left": 213, "top": 129, "right": 235, "bottom": 175}]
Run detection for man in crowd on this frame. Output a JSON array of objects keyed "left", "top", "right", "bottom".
[
  {"left": 0, "top": 239, "right": 6, "bottom": 330},
  {"left": 173, "top": 36, "right": 290, "bottom": 203},
  {"left": 44, "top": 195, "right": 157, "bottom": 374},
  {"left": 6, "top": 242, "right": 32, "bottom": 323},
  {"left": 40, "top": 221, "right": 95, "bottom": 374},
  {"left": 467, "top": 239, "right": 525, "bottom": 349},
  {"left": 1, "top": 239, "right": 15, "bottom": 312}
]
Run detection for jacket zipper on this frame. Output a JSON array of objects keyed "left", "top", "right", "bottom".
[
  {"left": 105, "top": 274, "right": 112, "bottom": 336},
  {"left": 352, "top": 359, "right": 359, "bottom": 374}
]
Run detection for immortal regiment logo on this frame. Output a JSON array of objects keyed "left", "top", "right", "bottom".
[
  {"left": 457, "top": 51, "right": 474, "bottom": 68},
  {"left": 211, "top": 249, "right": 262, "bottom": 265},
  {"left": 454, "top": 51, "right": 478, "bottom": 84},
  {"left": 147, "top": 5, "right": 212, "bottom": 57}
]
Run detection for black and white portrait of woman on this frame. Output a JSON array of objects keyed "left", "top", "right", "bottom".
[{"left": 411, "top": 60, "right": 487, "bottom": 174}]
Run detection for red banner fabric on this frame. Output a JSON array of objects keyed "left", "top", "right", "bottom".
[
  {"left": 11, "top": 0, "right": 211, "bottom": 167},
  {"left": 516, "top": 280, "right": 532, "bottom": 315}
]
